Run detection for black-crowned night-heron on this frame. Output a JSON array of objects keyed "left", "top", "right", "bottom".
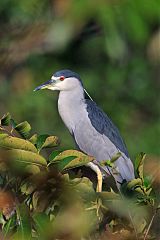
[{"left": 34, "top": 69, "right": 135, "bottom": 191}]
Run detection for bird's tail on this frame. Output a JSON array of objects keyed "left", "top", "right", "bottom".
[{"left": 109, "top": 154, "right": 135, "bottom": 190}]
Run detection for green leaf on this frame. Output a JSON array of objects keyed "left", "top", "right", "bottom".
[
  {"left": 1, "top": 113, "right": 11, "bottom": 126},
  {"left": 32, "top": 191, "right": 49, "bottom": 212},
  {"left": 32, "top": 192, "right": 40, "bottom": 210},
  {"left": 57, "top": 156, "right": 77, "bottom": 171},
  {"left": 21, "top": 182, "right": 36, "bottom": 195},
  {"left": 14, "top": 121, "right": 31, "bottom": 139},
  {"left": 42, "top": 135, "right": 59, "bottom": 148},
  {"left": 145, "top": 188, "right": 152, "bottom": 196},
  {"left": 36, "top": 135, "right": 59, "bottom": 152},
  {"left": 126, "top": 178, "right": 143, "bottom": 190},
  {"left": 0, "top": 133, "right": 9, "bottom": 139},
  {"left": 51, "top": 150, "right": 93, "bottom": 162},
  {"left": 9, "top": 149, "right": 47, "bottom": 166},
  {"left": 33, "top": 213, "right": 51, "bottom": 238},
  {"left": 10, "top": 119, "right": 17, "bottom": 129},
  {"left": 74, "top": 177, "right": 96, "bottom": 204},
  {"left": 49, "top": 150, "right": 61, "bottom": 162},
  {"left": 100, "top": 152, "right": 122, "bottom": 167},
  {"left": 29, "top": 134, "right": 38, "bottom": 145},
  {"left": 3, "top": 214, "right": 17, "bottom": 238},
  {"left": 13, "top": 204, "right": 32, "bottom": 240},
  {"left": 0, "top": 135, "right": 37, "bottom": 153},
  {"left": 135, "top": 152, "right": 146, "bottom": 181},
  {"left": 36, "top": 134, "right": 49, "bottom": 152},
  {"left": 134, "top": 186, "right": 145, "bottom": 195},
  {"left": 143, "top": 175, "right": 152, "bottom": 188},
  {"left": 50, "top": 150, "right": 94, "bottom": 171},
  {"left": 25, "top": 165, "right": 40, "bottom": 174},
  {"left": 157, "top": 204, "right": 160, "bottom": 210},
  {"left": 111, "top": 152, "right": 122, "bottom": 162},
  {"left": 98, "top": 191, "right": 119, "bottom": 202},
  {"left": 97, "top": 191, "right": 120, "bottom": 213},
  {"left": 100, "top": 159, "right": 113, "bottom": 167}
]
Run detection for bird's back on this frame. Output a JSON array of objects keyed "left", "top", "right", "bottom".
[{"left": 85, "top": 99, "right": 129, "bottom": 157}]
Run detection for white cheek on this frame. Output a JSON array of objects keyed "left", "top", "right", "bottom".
[
  {"left": 58, "top": 80, "right": 71, "bottom": 90},
  {"left": 47, "top": 85, "right": 60, "bottom": 91},
  {"left": 58, "top": 78, "right": 80, "bottom": 91},
  {"left": 47, "top": 81, "right": 69, "bottom": 91}
]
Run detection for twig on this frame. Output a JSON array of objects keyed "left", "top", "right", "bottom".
[
  {"left": 144, "top": 210, "right": 157, "bottom": 240},
  {"left": 119, "top": 192, "right": 139, "bottom": 240},
  {"left": 128, "top": 209, "right": 139, "bottom": 240},
  {"left": 0, "top": 125, "right": 15, "bottom": 137}
]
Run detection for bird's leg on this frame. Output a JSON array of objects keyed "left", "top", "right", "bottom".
[{"left": 87, "top": 162, "right": 103, "bottom": 192}]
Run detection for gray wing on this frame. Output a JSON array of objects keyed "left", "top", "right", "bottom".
[{"left": 85, "top": 99, "right": 129, "bottom": 157}]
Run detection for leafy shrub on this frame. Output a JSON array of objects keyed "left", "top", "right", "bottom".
[{"left": 0, "top": 113, "right": 159, "bottom": 240}]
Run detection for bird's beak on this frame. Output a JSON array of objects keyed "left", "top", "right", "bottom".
[{"left": 34, "top": 80, "right": 53, "bottom": 91}]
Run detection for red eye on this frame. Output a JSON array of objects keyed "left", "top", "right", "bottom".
[{"left": 60, "top": 76, "right": 65, "bottom": 81}]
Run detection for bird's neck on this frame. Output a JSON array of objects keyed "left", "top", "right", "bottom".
[
  {"left": 58, "top": 87, "right": 85, "bottom": 132},
  {"left": 58, "top": 87, "right": 85, "bottom": 105}
]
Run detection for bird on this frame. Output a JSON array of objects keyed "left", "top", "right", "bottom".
[{"left": 34, "top": 69, "right": 135, "bottom": 191}]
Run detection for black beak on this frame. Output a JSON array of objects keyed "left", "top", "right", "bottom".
[{"left": 34, "top": 80, "right": 52, "bottom": 91}]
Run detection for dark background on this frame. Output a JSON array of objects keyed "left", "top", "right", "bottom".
[{"left": 0, "top": 0, "right": 159, "bottom": 159}]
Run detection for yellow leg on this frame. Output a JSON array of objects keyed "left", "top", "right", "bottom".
[{"left": 87, "top": 162, "right": 103, "bottom": 192}]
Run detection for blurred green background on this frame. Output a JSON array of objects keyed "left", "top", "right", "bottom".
[{"left": 0, "top": 0, "right": 159, "bottom": 159}]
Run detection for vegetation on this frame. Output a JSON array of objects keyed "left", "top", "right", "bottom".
[
  {"left": 0, "top": 0, "right": 159, "bottom": 157},
  {"left": 0, "top": 113, "right": 159, "bottom": 239}
]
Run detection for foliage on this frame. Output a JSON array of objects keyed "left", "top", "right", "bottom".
[
  {"left": 0, "top": 0, "right": 159, "bottom": 157},
  {"left": 0, "top": 113, "right": 159, "bottom": 240}
]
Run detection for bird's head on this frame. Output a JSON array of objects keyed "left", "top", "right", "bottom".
[{"left": 34, "top": 69, "right": 83, "bottom": 92}]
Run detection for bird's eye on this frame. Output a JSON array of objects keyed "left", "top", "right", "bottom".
[{"left": 60, "top": 76, "right": 65, "bottom": 81}]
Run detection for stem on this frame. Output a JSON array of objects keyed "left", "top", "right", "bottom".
[
  {"left": 3, "top": 176, "right": 15, "bottom": 191},
  {"left": 128, "top": 210, "right": 139, "bottom": 240},
  {"left": 119, "top": 190, "right": 138, "bottom": 239},
  {"left": 0, "top": 125, "right": 15, "bottom": 137},
  {"left": 144, "top": 210, "right": 157, "bottom": 240}
]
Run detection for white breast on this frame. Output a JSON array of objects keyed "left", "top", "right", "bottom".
[{"left": 58, "top": 88, "right": 85, "bottom": 133}]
